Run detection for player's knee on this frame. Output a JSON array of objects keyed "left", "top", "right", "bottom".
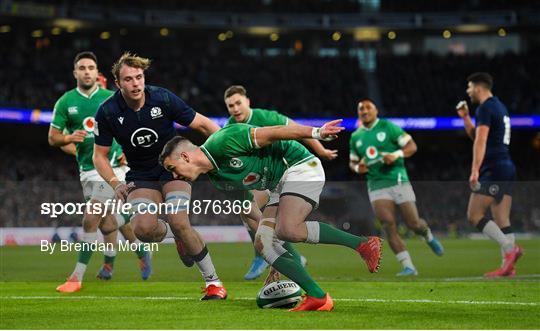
[
  {"left": 82, "top": 213, "right": 100, "bottom": 232},
  {"left": 131, "top": 217, "right": 158, "bottom": 242},
  {"left": 168, "top": 216, "right": 192, "bottom": 235},
  {"left": 275, "top": 223, "right": 301, "bottom": 242},
  {"left": 99, "top": 222, "right": 116, "bottom": 235}
]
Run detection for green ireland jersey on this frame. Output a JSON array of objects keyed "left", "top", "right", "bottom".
[
  {"left": 349, "top": 119, "right": 410, "bottom": 191},
  {"left": 226, "top": 108, "right": 289, "bottom": 127},
  {"left": 201, "top": 123, "right": 314, "bottom": 194},
  {"left": 51, "top": 87, "right": 123, "bottom": 172}
]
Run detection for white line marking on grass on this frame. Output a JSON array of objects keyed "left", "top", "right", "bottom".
[
  {"left": 4, "top": 296, "right": 538, "bottom": 306},
  {"left": 442, "top": 274, "right": 540, "bottom": 281}
]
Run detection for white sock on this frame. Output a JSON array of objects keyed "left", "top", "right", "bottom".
[
  {"left": 305, "top": 221, "right": 320, "bottom": 244},
  {"left": 396, "top": 250, "right": 415, "bottom": 270},
  {"left": 482, "top": 221, "right": 513, "bottom": 253},
  {"left": 72, "top": 262, "right": 87, "bottom": 281},
  {"left": 104, "top": 249, "right": 117, "bottom": 258},
  {"left": 501, "top": 233, "right": 515, "bottom": 266},
  {"left": 70, "top": 232, "right": 97, "bottom": 281},
  {"left": 424, "top": 228, "right": 434, "bottom": 242},
  {"left": 194, "top": 250, "right": 221, "bottom": 287}
]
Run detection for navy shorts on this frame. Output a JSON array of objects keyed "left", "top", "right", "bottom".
[
  {"left": 125, "top": 164, "right": 189, "bottom": 192},
  {"left": 475, "top": 160, "right": 516, "bottom": 202}
]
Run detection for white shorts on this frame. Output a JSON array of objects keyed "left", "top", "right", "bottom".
[
  {"left": 268, "top": 157, "right": 325, "bottom": 209},
  {"left": 368, "top": 183, "right": 416, "bottom": 205},
  {"left": 80, "top": 166, "right": 129, "bottom": 202}
]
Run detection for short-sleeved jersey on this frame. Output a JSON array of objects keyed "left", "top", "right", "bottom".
[
  {"left": 201, "top": 124, "right": 314, "bottom": 194},
  {"left": 51, "top": 87, "right": 123, "bottom": 172},
  {"left": 94, "top": 85, "right": 196, "bottom": 171},
  {"left": 349, "top": 119, "right": 410, "bottom": 191},
  {"left": 475, "top": 96, "right": 512, "bottom": 165},
  {"left": 226, "top": 108, "right": 289, "bottom": 127}
]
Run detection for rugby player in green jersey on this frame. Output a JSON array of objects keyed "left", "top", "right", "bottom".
[
  {"left": 159, "top": 121, "right": 382, "bottom": 311},
  {"left": 349, "top": 100, "right": 444, "bottom": 276},
  {"left": 48, "top": 52, "right": 151, "bottom": 292},
  {"left": 223, "top": 85, "right": 338, "bottom": 280}
]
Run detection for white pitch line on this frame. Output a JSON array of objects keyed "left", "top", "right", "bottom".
[
  {"left": 4, "top": 296, "right": 538, "bottom": 306},
  {"left": 442, "top": 274, "right": 540, "bottom": 281}
]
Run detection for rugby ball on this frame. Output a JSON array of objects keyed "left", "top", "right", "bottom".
[{"left": 256, "top": 281, "right": 303, "bottom": 309}]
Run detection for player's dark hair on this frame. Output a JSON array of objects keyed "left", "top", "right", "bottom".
[
  {"left": 224, "top": 85, "right": 247, "bottom": 100},
  {"left": 467, "top": 72, "right": 493, "bottom": 90},
  {"left": 159, "top": 136, "right": 185, "bottom": 166},
  {"left": 159, "top": 136, "right": 198, "bottom": 166},
  {"left": 73, "top": 51, "right": 98, "bottom": 67}
]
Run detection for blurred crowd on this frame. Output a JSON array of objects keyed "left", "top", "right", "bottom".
[
  {"left": 2, "top": 28, "right": 540, "bottom": 118},
  {"left": 377, "top": 53, "right": 540, "bottom": 116},
  {"left": 30, "top": 0, "right": 537, "bottom": 13}
]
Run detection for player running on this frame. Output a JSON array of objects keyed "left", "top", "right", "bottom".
[
  {"left": 159, "top": 120, "right": 382, "bottom": 311},
  {"left": 456, "top": 72, "right": 523, "bottom": 277},
  {"left": 93, "top": 52, "right": 227, "bottom": 299},
  {"left": 349, "top": 100, "right": 444, "bottom": 276},
  {"left": 223, "top": 85, "right": 338, "bottom": 280},
  {"left": 49, "top": 51, "right": 151, "bottom": 293}
]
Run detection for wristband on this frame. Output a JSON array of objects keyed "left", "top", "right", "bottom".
[
  {"left": 391, "top": 150, "right": 404, "bottom": 158},
  {"left": 311, "top": 127, "right": 335, "bottom": 141},
  {"left": 311, "top": 127, "right": 322, "bottom": 140},
  {"left": 354, "top": 164, "right": 360, "bottom": 174}
]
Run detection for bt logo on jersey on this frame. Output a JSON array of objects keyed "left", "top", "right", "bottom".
[{"left": 130, "top": 127, "right": 159, "bottom": 148}]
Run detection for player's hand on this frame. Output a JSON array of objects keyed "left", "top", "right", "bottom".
[
  {"left": 264, "top": 267, "right": 281, "bottom": 286},
  {"left": 319, "top": 148, "right": 338, "bottom": 160},
  {"left": 117, "top": 153, "right": 128, "bottom": 166},
  {"left": 67, "top": 130, "right": 87, "bottom": 143},
  {"left": 469, "top": 170, "right": 480, "bottom": 191},
  {"left": 316, "top": 119, "right": 344, "bottom": 141},
  {"left": 381, "top": 152, "right": 399, "bottom": 165},
  {"left": 113, "top": 182, "right": 134, "bottom": 202},
  {"left": 358, "top": 159, "right": 368, "bottom": 173},
  {"left": 456, "top": 100, "right": 470, "bottom": 118}
]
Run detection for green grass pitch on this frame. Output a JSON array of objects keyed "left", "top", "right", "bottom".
[{"left": 1, "top": 238, "right": 539, "bottom": 329}]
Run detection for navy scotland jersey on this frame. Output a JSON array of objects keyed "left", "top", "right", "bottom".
[
  {"left": 474, "top": 96, "right": 515, "bottom": 200},
  {"left": 475, "top": 96, "right": 512, "bottom": 165},
  {"left": 94, "top": 85, "right": 195, "bottom": 173}
]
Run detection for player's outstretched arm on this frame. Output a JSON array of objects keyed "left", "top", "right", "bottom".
[
  {"left": 188, "top": 113, "right": 221, "bottom": 137},
  {"left": 251, "top": 119, "right": 344, "bottom": 148},
  {"left": 93, "top": 144, "right": 129, "bottom": 200}
]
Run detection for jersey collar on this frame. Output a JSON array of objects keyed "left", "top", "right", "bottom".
[
  {"left": 362, "top": 118, "right": 380, "bottom": 131},
  {"left": 76, "top": 85, "right": 99, "bottom": 99},
  {"left": 245, "top": 108, "right": 253, "bottom": 124},
  {"left": 116, "top": 86, "right": 152, "bottom": 111}
]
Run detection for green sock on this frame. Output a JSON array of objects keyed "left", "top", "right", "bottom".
[
  {"left": 318, "top": 222, "right": 368, "bottom": 249},
  {"left": 134, "top": 246, "right": 146, "bottom": 259},
  {"left": 273, "top": 253, "right": 325, "bottom": 299},
  {"left": 77, "top": 247, "right": 93, "bottom": 265},
  {"left": 247, "top": 228, "right": 262, "bottom": 258},
  {"left": 104, "top": 252, "right": 116, "bottom": 266},
  {"left": 282, "top": 242, "right": 302, "bottom": 265}
]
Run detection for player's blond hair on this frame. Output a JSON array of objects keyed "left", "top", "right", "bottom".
[{"left": 112, "top": 52, "right": 151, "bottom": 80}]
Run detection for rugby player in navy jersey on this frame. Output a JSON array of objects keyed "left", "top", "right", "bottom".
[
  {"left": 93, "top": 52, "right": 227, "bottom": 299},
  {"left": 456, "top": 72, "right": 523, "bottom": 277}
]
